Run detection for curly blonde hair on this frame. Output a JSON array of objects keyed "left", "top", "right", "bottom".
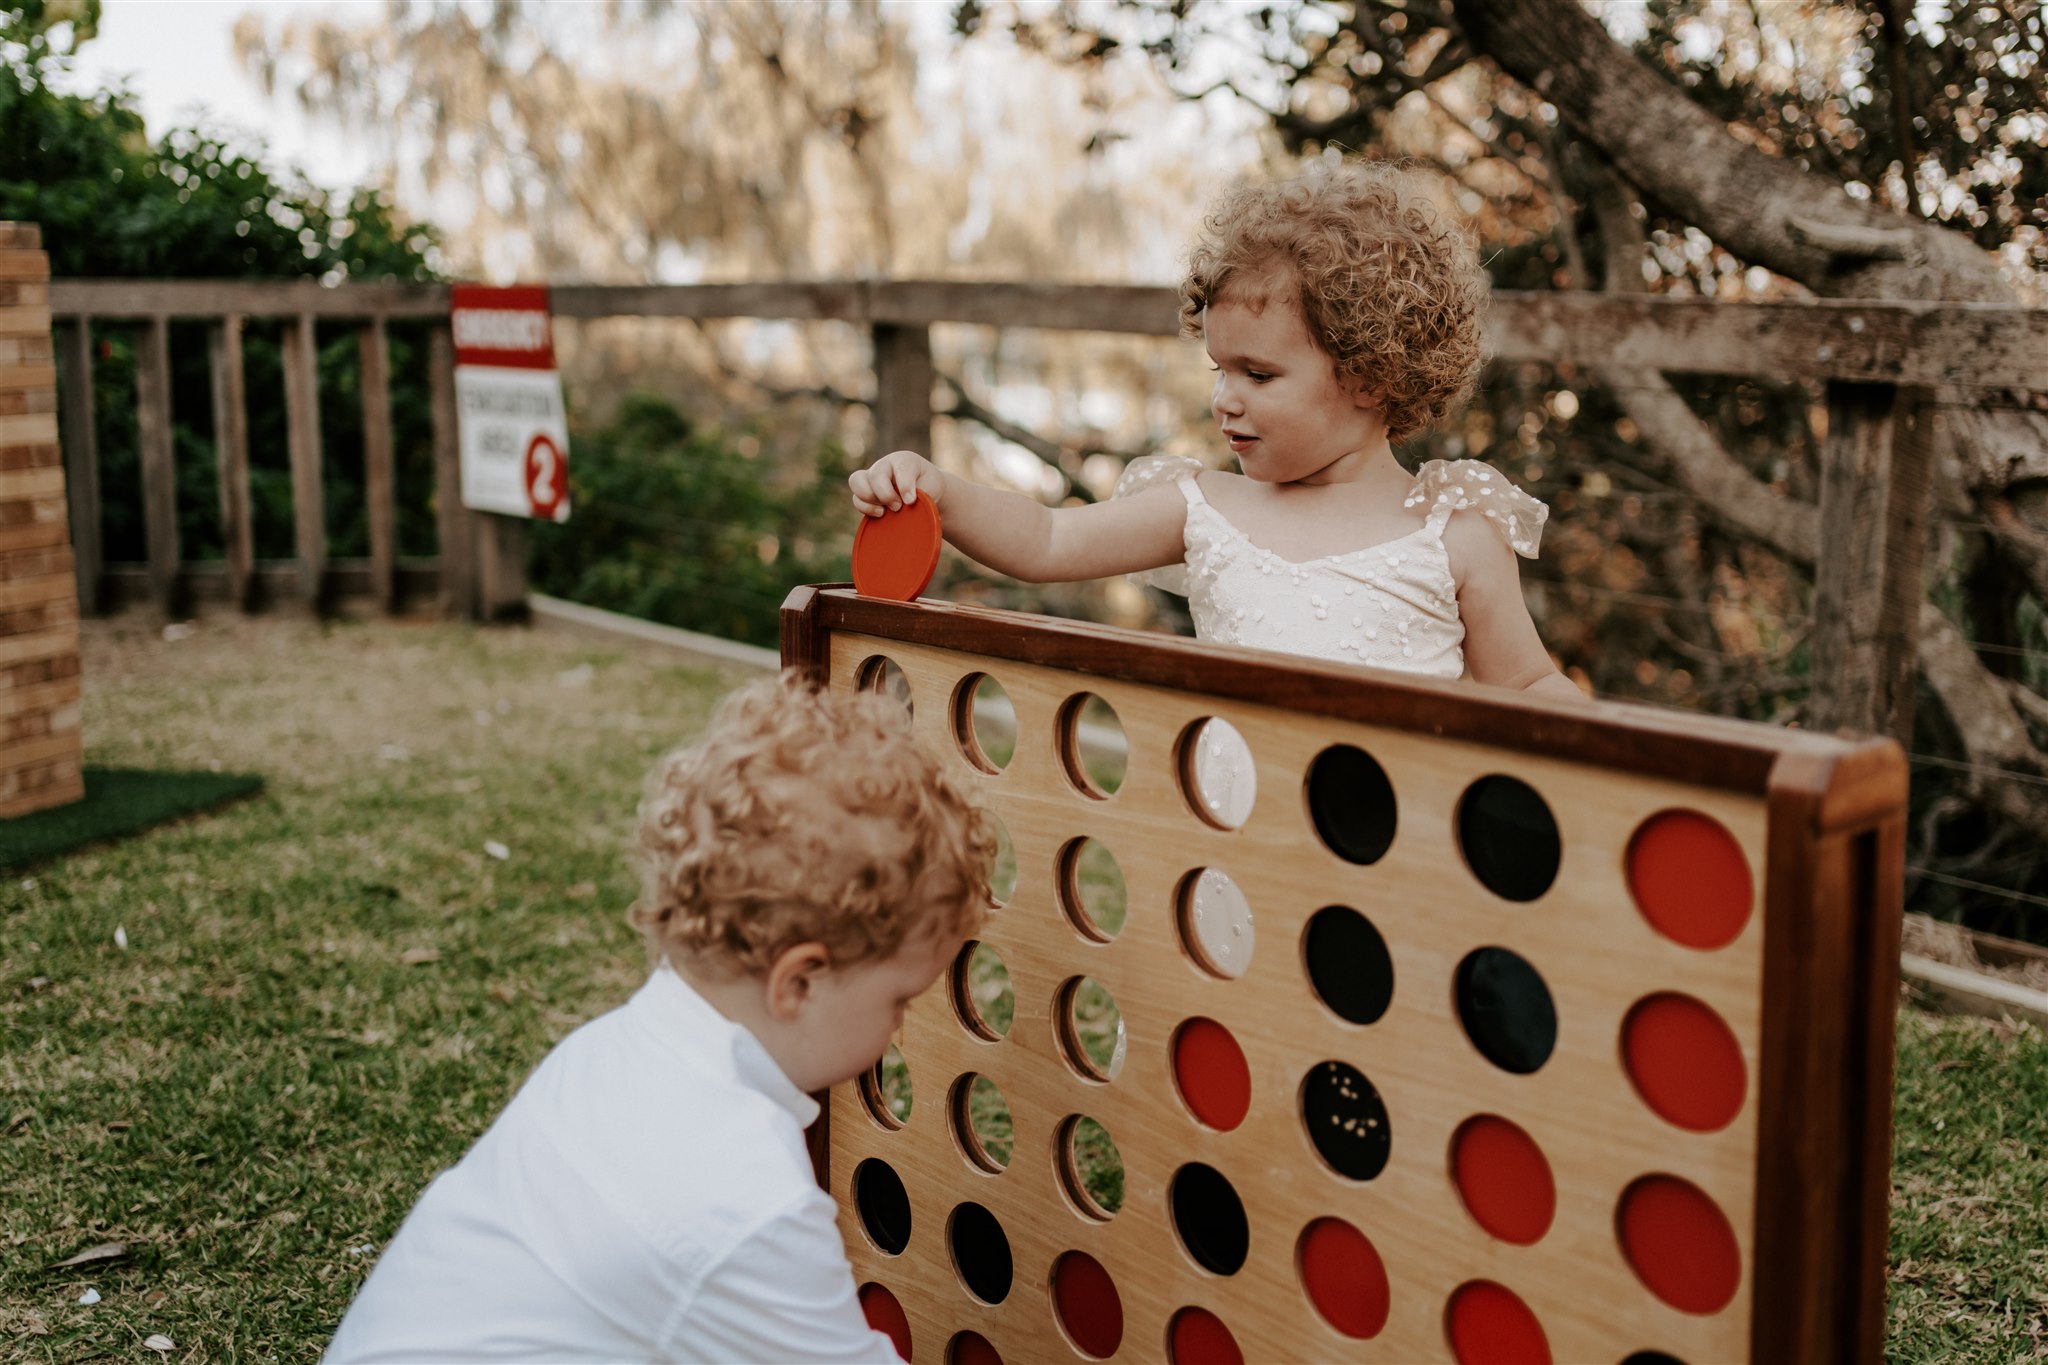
[
  {"left": 1180, "top": 160, "right": 1488, "bottom": 444},
  {"left": 632, "top": 671, "right": 994, "bottom": 977}
]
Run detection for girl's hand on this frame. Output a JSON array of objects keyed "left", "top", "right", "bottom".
[{"left": 850, "top": 450, "right": 943, "bottom": 517}]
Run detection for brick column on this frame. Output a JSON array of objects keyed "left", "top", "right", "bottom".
[{"left": 0, "top": 223, "right": 84, "bottom": 818}]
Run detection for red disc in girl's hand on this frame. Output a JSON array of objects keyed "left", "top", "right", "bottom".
[{"left": 853, "top": 496, "right": 942, "bottom": 601}]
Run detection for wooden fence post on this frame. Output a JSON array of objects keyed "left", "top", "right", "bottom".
[
  {"left": 281, "top": 312, "right": 327, "bottom": 612},
  {"left": 0, "top": 220, "right": 85, "bottom": 818},
  {"left": 208, "top": 315, "right": 253, "bottom": 612},
  {"left": 134, "top": 314, "right": 180, "bottom": 618},
  {"left": 475, "top": 514, "right": 529, "bottom": 622},
  {"left": 871, "top": 322, "right": 934, "bottom": 457},
  {"left": 1809, "top": 381, "right": 1936, "bottom": 742},
  {"left": 53, "top": 316, "right": 100, "bottom": 614},
  {"left": 429, "top": 324, "right": 475, "bottom": 619},
  {"left": 359, "top": 318, "right": 397, "bottom": 614}
]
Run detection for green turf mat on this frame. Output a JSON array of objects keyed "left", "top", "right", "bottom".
[{"left": 0, "top": 766, "right": 264, "bottom": 869}]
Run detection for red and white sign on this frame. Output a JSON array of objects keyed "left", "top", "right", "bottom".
[{"left": 452, "top": 283, "right": 571, "bottom": 523}]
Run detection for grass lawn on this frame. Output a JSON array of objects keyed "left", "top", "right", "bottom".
[
  {"left": 2, "top": 616, "right": 740, "bottom": 1362},
  {"left": 2, "top": 615, "right": 2044, "bottom": 1362}
]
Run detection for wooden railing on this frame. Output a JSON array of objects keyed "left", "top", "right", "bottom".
[{"left": 37, "top": 274, "right": 2048, "bottom": 737}]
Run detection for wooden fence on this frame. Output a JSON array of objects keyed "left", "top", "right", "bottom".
[{"left": 34, "top": 272, "right": 2048, "bottom": 739}]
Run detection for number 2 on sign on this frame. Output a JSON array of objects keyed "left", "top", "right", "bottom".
[{"left": 524, "top": 434, "right": 568, "bottom": 522}]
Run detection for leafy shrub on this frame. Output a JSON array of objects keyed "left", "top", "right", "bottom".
[{"left": 530, "top": 394, "right": 851, "bottom": 647}]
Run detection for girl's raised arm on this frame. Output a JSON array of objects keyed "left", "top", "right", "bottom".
[
  {"left": 1442, "top": 511, "right": 1585, "bottom": 701},
  {"left": 851, "top": 450, "right": 1187, "bottom": 585}
]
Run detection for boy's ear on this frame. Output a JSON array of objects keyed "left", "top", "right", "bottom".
[{"left": 763, "top": 941, "right": 832, "bottom": 1021}]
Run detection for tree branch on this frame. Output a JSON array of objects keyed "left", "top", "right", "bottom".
[
  {"left": 1577, "top": 148, "right": 2048, "bottom": 842},
  {"left": 929, "top": 374, "right": 1171, "bottom": 505},
  {"left": 1918, "top": 604, "right": 2048, "bottom": 832},
  {"left": 1445, "top": 0, "right": 1987, "bottom": 294},
  {"left": 1784, "top": 216, "right": 1925, "bottom": 263},
  {"left": 1449, "top": 0, "right": 2048, "bottom": 508},
  {"left": 1979, "top": 494, "right": 2048, "bottom": 608}
]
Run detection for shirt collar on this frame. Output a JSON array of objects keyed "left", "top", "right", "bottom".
[{"left": 631, "top": 963, "right": 820, "bottom": 1127}]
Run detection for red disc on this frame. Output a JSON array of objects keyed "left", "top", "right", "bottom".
[
  {"left": 1168, "top": 1306, "right": 1245, "bottom": 1365},
  {"left": 1617, "top": 1175, "right": 1742, "bottom": 1314},
  {"left": 1451, "top": 1116, "right": 1556, "bottom": 1245},
  {"left": 1172, "top": 1017, "right": 1251, "bottom": 1132},
  {"left": 1298, "top": 1217, "right": 1390, "bottom": 1340},
  {"left": 1626, "top": 810, "right": 1753, "bottom": 950},
  {"left": 947, "top": 1331, "right": 1002, "bottom": 1365},
  {"left": 1444, "top": 1281, "right": 1552, "bottom": 1365},
  {"left": 1052, "top": 1250, "right": 1124, "bottom": 1358},
  {"left": 1622, "top": 993, "right": 1748, "bottom": 1133},
  {"left": 859, "top": 1282, "right": 912, "bottom": 1361},
  {"left": 854, "top": 496, "right": 943, "bottom": 600}
]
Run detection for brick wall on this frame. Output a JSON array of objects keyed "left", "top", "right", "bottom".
[{"left": 0, "top": 222, "right": 83, "bottom": 819}]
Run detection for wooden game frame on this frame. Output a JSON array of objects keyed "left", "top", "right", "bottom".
[{"left": 782, "top": 586, "right": 1905, "bottom": 1365}]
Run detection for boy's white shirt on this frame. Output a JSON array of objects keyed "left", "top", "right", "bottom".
[{"left": 323, "top": 963, "right": 901, "bottom": 1364}]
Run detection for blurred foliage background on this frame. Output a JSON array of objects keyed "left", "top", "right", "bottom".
[{"left": 5, "top": 0, "right": 2047, "bottom": 939}]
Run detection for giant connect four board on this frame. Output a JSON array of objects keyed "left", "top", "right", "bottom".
[{"left": 781, "top": 588, "right": 1905, "bottom": 1365}]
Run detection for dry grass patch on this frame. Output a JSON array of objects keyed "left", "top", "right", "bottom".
[{"left": 1888, "top": 1005, "right": 2048, "bottom": 1361}]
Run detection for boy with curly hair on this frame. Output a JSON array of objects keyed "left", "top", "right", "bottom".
[
  {"left": 326, "top": 672, "right": 992, "bottom": 1363},
  {"left": 853, "top": 159, "right": 1579, "bottom": 700}
]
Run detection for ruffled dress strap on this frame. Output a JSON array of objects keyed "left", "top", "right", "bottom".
[
  {"left": 1402, "top": 458, "right": 1547, "bottom": 559},
  {"left": 1113, "top": 454, "right": 1207, "bottom": 594}
]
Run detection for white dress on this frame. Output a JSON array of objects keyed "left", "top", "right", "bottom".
[
  {"left": 1112, "top": 454, "right": 1548, "bottom": 976},
  {"left": 1115, "top": 454, "right": 1548, "bottom": 677}
]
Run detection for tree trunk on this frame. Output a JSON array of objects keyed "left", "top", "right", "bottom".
[{"left": 1448, "top": 0, "right": 2048, "bottom": 510}]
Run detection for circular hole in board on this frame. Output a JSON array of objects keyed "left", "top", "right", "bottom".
[
  {"left": 1178, "top": 716, "right": 1257, "bottom": 829},
  {"left": 1616, "top": 1175, "right": 1742, "bottom": 1315},
  {"left": 947, "top": 1331, "right": 1003, "bottom": 1365},
  {"left": 1051, "top": 1250, "right": 1124, "bottom": 1359},
  {"left": 1057, "top": 1114, "right": 1125, "bottom": 1219},
  {"left": 1301, "top": 1060, "right": 1392, "bottom": 1182},
  {"left": 1170, "top": 1163, "right": 1250, "bottom": 1276},
  {"left": 860, "top": 1043, "right": 913, "bottom": 1129},
  {"left": 1627, "top": 809, "right": 1754, "bottom": 950},
  {"left": 1167, "top": 1306, "right": 1245, "bottom": 1365},
  {"left": 950, "top": 1073, "right": 1013, "bottom": 1173},
  {"left": 856, "top": 654, "right": 913, "bottom": 718},
  {"left": 1058, "top": 692, "right": 1128, "bottom": 798},
  {"left": 1178, "top": 867, "right": 1255, "bottom": 979},
  {"left": 952, "top": 673, "right": 1016, "bottom": 774},
  {"left": 1456, "top": 775, "right": 1561, "bottom": 903},
  {"left": 1296, "top": 1217, "right": 1389, "bottom": 1340},
  {"left": 1056, "top": 976, "right": 1127, "bottom": 1081},
  {"left": 1303, "top": 905, "right": 1394, "bottom": 1026},
  {"left": 1171, "top": 1017, "right": 1251, "bottom": 1133},
  {"left": 1058, "top": 837, "right": 1128, "bottom": 942},
  {"left": 987, "top": 814, "right": 1017, "bottom": 908},
  {"left": 1450, "top": 1115, "right": 1555, "bottom": 1245},
  {"left": 948, "top": 1201, "right": 1013, "bottom": 1305},
  {"left": 1305, "top": 744, "right": 1398, "bottom": 865},
  {"left": 952, "top": 941, "right": 1014, "bottom": 1041},
  {"left": 1622, "top": 992, "right": 1747, "bottom": 1133},
  {"left": 1443, "top": 1280, "right": 1552, "bottom": 1365},
  {"left": 1454, "top": 947, "right": 1558, "bottom": 1076},
  {"left": 852, "top": 1157, "right": 912, "bottom": 1255},
  {"left": 858, "top": 1282, "right": 912, "bottom": 1362}
]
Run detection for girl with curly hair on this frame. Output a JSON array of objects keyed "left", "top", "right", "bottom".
[{"left": 851, "top": 159, "right": 1579, "bottom": 701}]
